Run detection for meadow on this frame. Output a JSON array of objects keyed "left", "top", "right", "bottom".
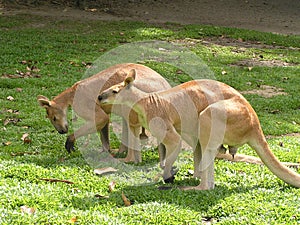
[{"left": 0, "top": 12, "right": 300, "bottom": 224}]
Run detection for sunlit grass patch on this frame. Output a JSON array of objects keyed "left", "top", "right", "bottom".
[{"left": 0, "top": 13, "right": 300, "bottom": 224}]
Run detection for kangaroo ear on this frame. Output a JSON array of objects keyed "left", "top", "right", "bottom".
[
  {"left": 124, "top": 69, "right": 136, "bottom": 86},
  {"left": 37, "top": 95, "right": 51, "bottom": 108}
]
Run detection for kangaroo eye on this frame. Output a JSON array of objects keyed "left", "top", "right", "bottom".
[{"left": 53, "top": 116, "right": 57, "bottom": 121}]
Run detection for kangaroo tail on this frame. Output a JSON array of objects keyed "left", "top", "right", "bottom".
[{"left": 249, "top": 134, "right": 300, "bottom": 188}]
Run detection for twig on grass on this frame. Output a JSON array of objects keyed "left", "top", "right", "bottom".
[{"left": 40, "top": 178, "right": 74, "bottom": 184}]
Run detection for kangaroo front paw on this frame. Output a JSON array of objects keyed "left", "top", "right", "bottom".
[
  {"left": 139, "top": 133, "right": 148, "bottom": 140},
  {"left": 163, "top": 166, "right": 178, "bottom": 183},
  {"left": 65, "top": 136, "right": 75, "bottom": 153},
  {"left": 164, "top": 175, "right": 175, "bottom": 184}
]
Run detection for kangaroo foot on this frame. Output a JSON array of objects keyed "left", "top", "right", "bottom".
[
  {"left": 139, "top": 133, "right": 148, "bottom": 140},
  {"left": 164, "top": 175, "right": 175, "bottom": 184},
  {"left": 218, "top": 145, "right": 227, "bottom": 154},
  {"left": 163, "top": 166, "right": 178, "bottom": 183},
  {"left": 65, "top": 136, "right": 75, "bottom": 153}
]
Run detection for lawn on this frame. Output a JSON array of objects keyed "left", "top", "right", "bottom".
[{"left": 0, "top": 12, "right": 300, "bottom": 224}]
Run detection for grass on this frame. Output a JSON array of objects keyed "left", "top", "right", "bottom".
[{"left": 0, "top": 12, "right": 300, "bottom": 224}]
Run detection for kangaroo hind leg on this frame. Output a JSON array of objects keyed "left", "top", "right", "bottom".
[{"left": 161, "top": 127, "right": 182, "bottom": 183}]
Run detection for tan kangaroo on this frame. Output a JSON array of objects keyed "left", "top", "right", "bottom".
[
  {"left": 37, "top": 63, "right": 171, "bottom": 162},
  {"left": 98, "top": 69, "right": 300, "bottom": 190}
]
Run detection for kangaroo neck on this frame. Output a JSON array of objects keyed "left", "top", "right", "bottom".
[{"left": 53, "top": 84, "right": 76, "bottom": 108}]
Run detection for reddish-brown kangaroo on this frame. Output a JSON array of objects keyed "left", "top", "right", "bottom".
[
  {"left": 98, "top": 69, "right": 300, "bottom": 190},
  {"left": 37, "top": 63, "right": 171, "bottom": 162}
]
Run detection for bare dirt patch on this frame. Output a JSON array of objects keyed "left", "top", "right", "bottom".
[
  {"left": 240, "top": 85, "right": 288, "bottom": 98},
  {"left": 1, "top": 0, "right": 300, "bottom": 35},
  {"left": 266, "top": 133, "right": 300, "bottom": 139},
  {"left": 201, "top": 37, "right": 300, "bottom": 50},
  {"left": 231, "top": 58, "right": 297, "bottom": 68}
]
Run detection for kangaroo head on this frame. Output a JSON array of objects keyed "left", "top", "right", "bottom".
[
  {"left": 37, "top": 95, "right": 69, "bottom": 134},
  {"left": 98, "top": 69, "right": 136, "bottom": 105}
]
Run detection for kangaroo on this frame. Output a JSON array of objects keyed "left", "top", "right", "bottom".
[
  {"left": 98, "top": 69, "right": 300, "bottom": 190},
  {"left": 37, "top": 63, "right": 171, "bottom": 163}
]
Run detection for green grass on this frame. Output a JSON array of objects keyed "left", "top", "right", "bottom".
[{"left": 1, "top": 13, "right": 300, "bottom": 224}]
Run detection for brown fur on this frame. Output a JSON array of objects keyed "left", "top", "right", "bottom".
[
  {"left": 37, "top": 63, "right": 171, "bottom": 162},
  {"left": 98, "top": 69, "right": 300, "bottom": 190}
]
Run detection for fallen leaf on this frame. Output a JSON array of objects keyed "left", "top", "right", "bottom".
[
  {"left": 16, "top": 70, "right": 24, "bottom": 76},
  {"left": 3, "top": 141, "right": 12, "bottom": 146},
  {"left": 69, "top": 216, "right": 77, "bottom": 223},
  {"left": 21, "top": 133, "right": 32, "bottom": 144},
  {"left": 81, "top": 61, "right": 93, "bottom": 68},
  {"left": 3, "top": 119, "right": 9, "bottom": 126},
  {"left": 7, "top": 96, "right": 14, "bottom": 101},
  {"left": 221, "top": 70, "right": 227, "bottom": 75},
  {"left": 16, "top": 88, "right": 23, "bottom": 92},
  {"left": 176, "top": 69, "right": 183, "bottom": 74},
  {"left": 23, "top": 139, "right": 32, "bottom": 144},
  {"left": 108, "top": 181, "right": 116, "bottom": 192},
  {"left": 122, "top": 192, "right": 131, "bottom": 206},
  {"left": 20, "top": 205, "right": 35, "bottom": 215},
  {"left": 3, "top": 118, "right": 21, "bottom": 126},
  {"left": 6, "top": 109, "right": 19, "bottom": 114},
  {"left": 94, "top": 167, "right": 118, "bottom": 175},
  {"left": 21, "top": 133, "right": 29, "bottom": 141}
]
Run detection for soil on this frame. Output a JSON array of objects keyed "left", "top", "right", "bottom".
[
  {"left": 240, "top": 85, "right": 288, "bottom": 98},
  {"left": 1, "top": 0, "right": 299, "bottom": 35}
]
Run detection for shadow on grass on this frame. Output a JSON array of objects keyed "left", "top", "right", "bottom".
[
  {"left": 119, "top": 182, "right": 258, "bottom": 212},
  {"left": 62, "top": 180, "right": 260, "bottom": 214}
]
